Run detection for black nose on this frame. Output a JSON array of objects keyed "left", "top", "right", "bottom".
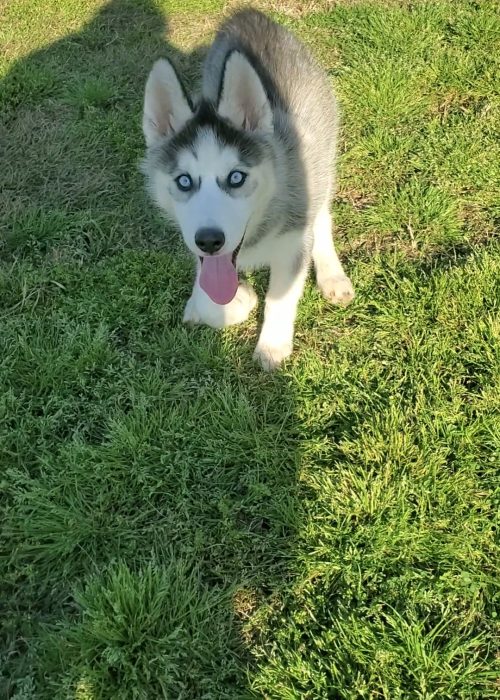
[{"left": 195, "top": 227, "right": 225, "bottom": 255}]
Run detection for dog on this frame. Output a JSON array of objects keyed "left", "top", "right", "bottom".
[{"left": 142, "top": 8, "right": 354, "bottom": 370}]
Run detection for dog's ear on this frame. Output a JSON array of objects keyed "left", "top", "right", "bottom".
[
  {"left": 217, "top": 51, "right": 273, "bottom": 132},
  {"left": 143, "top": 59, "right": 193, "bottom": 146}
]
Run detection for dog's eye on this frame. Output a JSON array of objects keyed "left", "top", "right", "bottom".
[
  {"left": 227, "top": 170, "right": 247, "bottom": 188},
  {"left": 176, "top": 174, "right": 193, "bottom": 192}
]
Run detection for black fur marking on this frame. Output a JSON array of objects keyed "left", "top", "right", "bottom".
[{"left": 160, "top": 100, "right": 267, "bottom": 172}]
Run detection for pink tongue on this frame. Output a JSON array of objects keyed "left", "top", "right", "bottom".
[{"left": 199, "top": 253, "right": 238, "bottom": 305}]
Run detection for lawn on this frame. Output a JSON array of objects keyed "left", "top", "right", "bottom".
[{"left": 1, "top": 0, "right": 499, "bottom": 697}]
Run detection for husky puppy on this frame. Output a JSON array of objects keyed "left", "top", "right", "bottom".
[{"left": 142, "top": 8, "right": 354, "bottom": 369}]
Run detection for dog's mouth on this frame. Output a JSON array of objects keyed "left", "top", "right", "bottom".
[{"left": 198, "top": 234, "right": 245, "bottom": 306}]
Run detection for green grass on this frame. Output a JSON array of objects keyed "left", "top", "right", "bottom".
[{"left": 1, "top": 0, "right": 499, "bottom": 697}]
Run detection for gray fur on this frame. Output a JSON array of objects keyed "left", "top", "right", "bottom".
[{"left": 203, "top": 8, "right": 339, "bottom": 246}]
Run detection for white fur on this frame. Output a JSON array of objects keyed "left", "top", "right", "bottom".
[
  {"left": 149, "top": 131, "right": 275, "bottom": 258},
  {"left": 183, "top": 277, "right": 258, "bottom": 327},
  {"left": 312, "top": 203, "right": 355, "bottom": 306},
  {"left": 143, "top": 59, "right": 193, "bottom": 146},
  {"left": 252, "top": 233, "right": 309, "bottom": 370}
]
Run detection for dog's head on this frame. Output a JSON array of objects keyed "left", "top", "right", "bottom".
[{"left": 142, "top": 52, "right": 276, "bottom": 304}]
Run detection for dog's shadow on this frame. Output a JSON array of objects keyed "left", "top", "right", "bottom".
[{"left": 0, "top": 1, "right": 304, "bottom": 696}]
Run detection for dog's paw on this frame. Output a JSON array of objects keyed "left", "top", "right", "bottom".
[
  {"left": 216, "top": 283, "right": 258, "bottom": 327},
  {"left": 253, "top": 341, "right": 292, "bottom": 371},
  {"left": 183, "top": 283, "right": 257, "bottom": 328},
  {"left": 319, "top": 275, "right": 355, "bottom": 306}
]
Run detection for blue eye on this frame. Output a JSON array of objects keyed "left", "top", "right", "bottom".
[
  {"left": 176, "top": 174, "right": 193, "bottom": 192},
  {"left": 227, "top": 170, "right": 247, "bottom": 188}
]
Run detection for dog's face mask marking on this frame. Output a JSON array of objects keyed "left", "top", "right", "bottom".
[{"left": 143, "top": 53, "right": 275, "bottom": 304}]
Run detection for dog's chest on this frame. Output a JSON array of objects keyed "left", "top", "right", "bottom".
[{"left": 237, "top": 228, "right": 305, "bottom": 272}]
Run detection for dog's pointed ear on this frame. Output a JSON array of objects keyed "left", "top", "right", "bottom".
[
  {"left": 217, "top": 51, "right": 273, "bottom": 132},
  {"left": 143, "top": 59, "right": 193, "bottom": 146}
]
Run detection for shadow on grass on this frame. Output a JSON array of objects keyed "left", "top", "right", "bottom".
[
  {"left": 0, "top": 2, "right": 308, "bottom": 698},
  {"left": 0, "top": 0, "right": 207, "bottom": 260}
]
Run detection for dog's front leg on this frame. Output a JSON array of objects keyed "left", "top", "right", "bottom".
[{"left": 253, "top": 254, "right": 309, "bottom": 371}]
